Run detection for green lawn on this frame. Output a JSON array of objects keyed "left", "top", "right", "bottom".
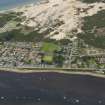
[
  {"left": 41, "top": 42, "right": 60, "bottom": 53},
  {"left": 43, "top": 55, "right": 53, "bottom": 63}
]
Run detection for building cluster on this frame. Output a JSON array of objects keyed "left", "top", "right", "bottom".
[
  {"left": 0, "top": 40, "right": 105, "bottom": 69},
  {"left": 0, "top": 42, "right": 43, "bottom": 67}
]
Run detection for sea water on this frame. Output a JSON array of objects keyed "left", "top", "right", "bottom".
[
  {"left": 0, "top": 0, "right": 41, "bottom": 11},
  {"left": 0, "top": 71, "right": 104, "bottom": 105}
]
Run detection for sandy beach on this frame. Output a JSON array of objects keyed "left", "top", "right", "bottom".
[{"left": 0, "top": 67, "right": 105, "bottom": 78}]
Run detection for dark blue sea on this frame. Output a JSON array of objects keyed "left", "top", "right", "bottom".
[
  {"left": 0, "top": 71, "right": 105, "bottom": 105},
  {"left": 0, "top": 0, "right": 40, "bottom": 11}
]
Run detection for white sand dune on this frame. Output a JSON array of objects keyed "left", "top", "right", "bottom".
[{"left": 15, "top": 0, "right": 105, "bottom": 40}]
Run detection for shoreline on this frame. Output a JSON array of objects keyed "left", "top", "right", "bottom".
[
  {"left": 0, "top": 67, "right": 105, "bottom": 78},
  {"left": 0, "top": 0, "right": 41, "bottom": 13}
]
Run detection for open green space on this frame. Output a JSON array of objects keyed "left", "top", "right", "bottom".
[
  {"left": 43, "top": 55, "right": 53, "bottom": 63},
  {"left": 41, "top": 42, "right": 60, "bottom": 53}
]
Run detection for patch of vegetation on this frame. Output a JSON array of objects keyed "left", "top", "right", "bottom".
[
  {"left": 59, "top": 39, "right": 71, "bottom": 45},
  {"left": 53, "top": 54, "right": 65, "bottom": 67},
  {"left": 82, "top": 10, "right": 105, "bottom": 31},
  {"left": 0, "top": 12, "right": 23, "bottom": 27},
  {"left": 80, "top": 0, "right": 105, "bottom": 3},
  {"left": 43, "top": 38, "right": 58, "bottom": 44},
  {"left": 41, "top": 42, "right": 60, "bottom": 53},
  {"left": 0, "top": 29, "right": 44, "bottom": 42},
  {"left": 43, "top": 55, "right": 53, "bottom": 64},
  {"left": 78, "top": 10, "right": 105, "bottom": 48},
  {"left": 78, "top": 32, "right": 105, "bottom": 48}
]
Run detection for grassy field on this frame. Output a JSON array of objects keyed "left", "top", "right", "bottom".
[
  {"left": 43, "top": 55, "right": 53, "bottom": 63},
  {"left": 41, "top": 42, "right": 60, "bottom": 53}
]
